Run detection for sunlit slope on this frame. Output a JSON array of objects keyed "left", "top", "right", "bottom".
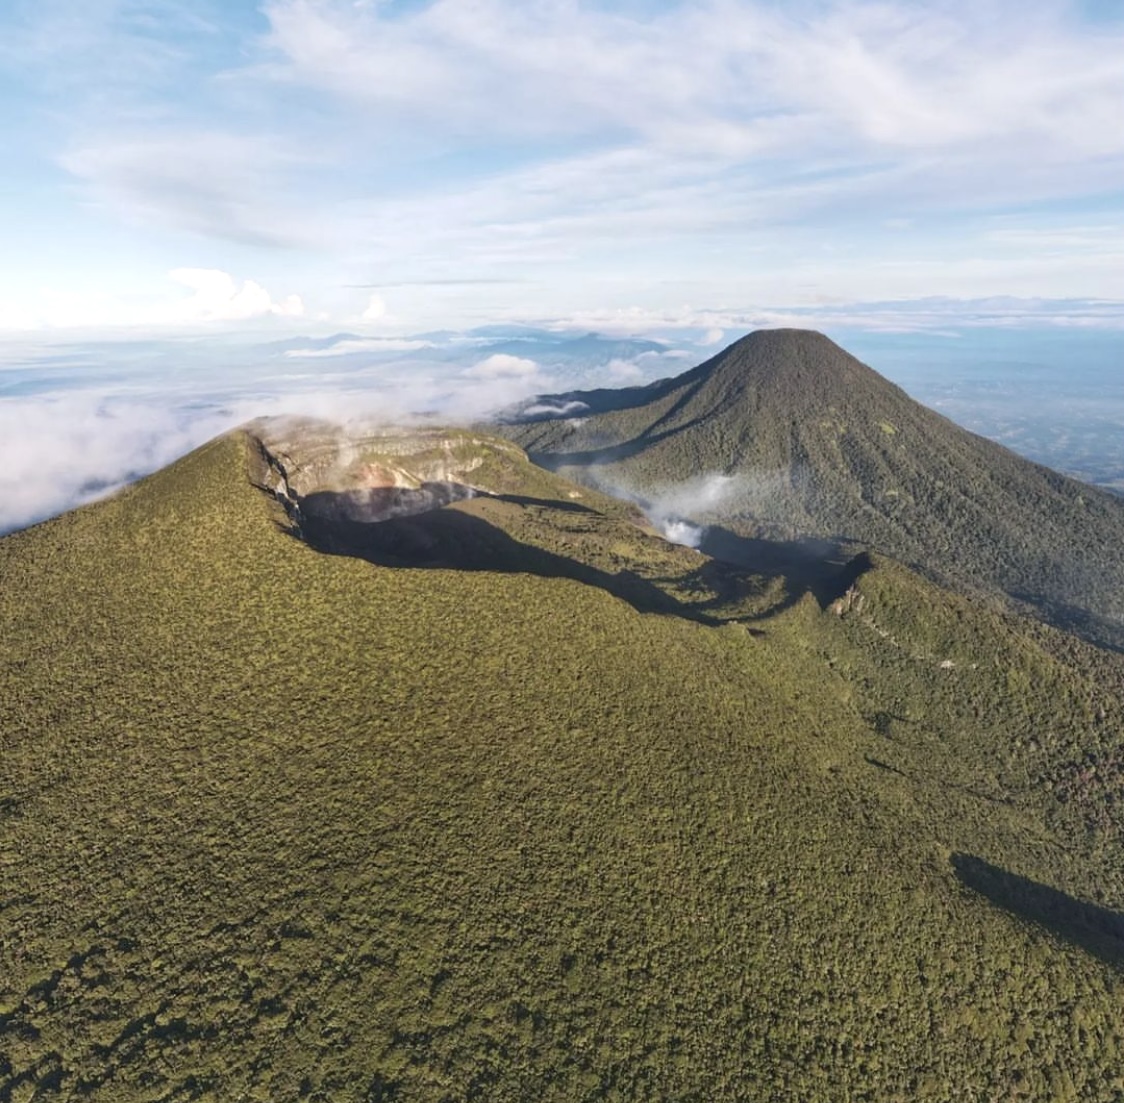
[
  {"left": 4, "top": 432, "right": 1124, "bottom": 1100},
  {"left": 505, "top": 328, "right": 1124, "bottom": 648}
]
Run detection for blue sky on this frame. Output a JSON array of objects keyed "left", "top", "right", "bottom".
[
  {"left": 1, "top": 0, "right": 1122, "bottom": 333},
  {"left": 1, "top": 1, "right": 1123, "bottom": 534}
]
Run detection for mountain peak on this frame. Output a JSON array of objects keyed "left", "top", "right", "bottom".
[
  {"left": 693, "top": 328, "right": 888, "bottom": 406},
  {"left": 501, "top": 328, "right": 1124, "bottom": 649},
  {"left": 724, "top": 326, "right": 835, "bottom": 352}
]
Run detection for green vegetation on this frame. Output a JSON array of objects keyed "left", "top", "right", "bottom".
[
  {"left": 4, "top": 425, "right": 1124, "bottom": 1099},
  {"left": 502, "top": 328, "right": 1124, "bottom": 650}
]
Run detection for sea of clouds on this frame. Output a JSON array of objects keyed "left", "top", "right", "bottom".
[
  {"left": 2, "top": 321, "right": 1122, "bottom": 536},
  {"left": 0, "top": 328, "right": 693, "bottom": 535}
]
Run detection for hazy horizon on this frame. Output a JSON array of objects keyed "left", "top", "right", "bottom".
[{"left": 2, "top": 320, "right": 1120, "bottom": 536}]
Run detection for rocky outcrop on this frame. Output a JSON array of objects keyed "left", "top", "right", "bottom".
[{"left": 247, "top": 418, "right": 529, "bottom": 532}]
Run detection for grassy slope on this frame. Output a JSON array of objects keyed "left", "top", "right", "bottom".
[
  {"left": 3, "top": 433, "right": 1124, "bottom": 1100},
  {"left": 503, "top": 329, "right": 1124, "bottom": 648}
]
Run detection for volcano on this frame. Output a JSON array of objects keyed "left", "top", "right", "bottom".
[{"left": 504, "top": 328, "right": 1124, "bottom": 648}]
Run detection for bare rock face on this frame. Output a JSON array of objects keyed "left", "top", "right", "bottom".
[{"left": 248, "top": 418, "right": 526, "bottom": 531}]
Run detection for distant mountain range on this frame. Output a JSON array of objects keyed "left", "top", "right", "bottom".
[
  {"left": 503, "top": 328, "right": 1124, "bottom": 650},
  {"left": 6, "top": 331, "right": 1124, "bottom": 1100},
  {"left": 271, "top": 327, "right": 672, "bottom": 373}
]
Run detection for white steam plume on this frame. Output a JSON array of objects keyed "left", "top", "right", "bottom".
[{"left": 579, "top": 471, "right": 747, "bottom": 549}]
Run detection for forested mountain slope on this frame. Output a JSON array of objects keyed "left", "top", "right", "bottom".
[
  {"left": 503, "top": 329, "right": 1124, "bottom": 649},
  {"left": 4, "top": 426, "right": 1124, "bottom": 1100}
]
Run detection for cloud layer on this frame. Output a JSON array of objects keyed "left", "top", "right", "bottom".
[
  {"left": 2, "top": 318, "right": 1123, "bottom": 536},
  {"left": 1, "top": 1, "right": 1121, "bottom": 330}
]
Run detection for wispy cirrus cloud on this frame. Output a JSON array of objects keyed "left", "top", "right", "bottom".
[
  {"left": 538, "top": 296, "right": 1124, "bottom": 339},
  {"left": 61, "top": 132, "right": 319, "bottom": 250},
  {"left": 1, "top": 0, "right": 1123, "bottom": 329},
  {"left": 245, "top": 0, "right": 1124, "bottom": 312},
  {"left": 262, "top": 0, "right": 1124, "bottom": 158}
]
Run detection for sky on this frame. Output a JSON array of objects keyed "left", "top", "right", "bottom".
[{"left": 0, "top": 0, "right": 1122, "bottom": 532}]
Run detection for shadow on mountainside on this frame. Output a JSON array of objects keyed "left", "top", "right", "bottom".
[
  {"left": 508, "top": 370, "right": 694, "bottom": 423},
  {"left": 291, "top": 494, "right": 727, "bottom": 625},
  {"left": 1008, "top": 591, "right": 1124, "bottom": 656},
  {"left": 699, "top": 526, "right": 873, "bottom": 614},
  {"left": 274, "top": 483, "right": 875, "bottom": 628},
  {"left": 522, "top": 379, "right": 733, "bottom": 470},
  {"left": 491, "top": 493, "right": 598, "bottom": 514},
  {"left": 952, "top": 854, "right": 1124, "bottom": 969}
]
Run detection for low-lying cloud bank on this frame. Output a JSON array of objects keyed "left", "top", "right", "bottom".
[
  {"left": 2, "top": 315, "right": 1122, "bottom": 535},
  {"left": 547, "top": 297, "right": 1124, "bottom": 340},
  {"left": 0, "top": 327, "right": 676, "bottom": 534},
  {"left": 0, "top": 395, "right": 237, "bottom": 535},
  {"left": 0, "top": 376, "right": 535, "bottom": 535}
]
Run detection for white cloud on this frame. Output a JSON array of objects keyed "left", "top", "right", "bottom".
[
  {"left": 606, "top": 358, "right": 646, "bottom": 383},
  {"left": 264, "top": 1, "right": 1124, "bottom": 312},
  {"left": 0, "top": 301, "right": 41, "bottom": 331},
  {"left": 464, "top": 353, "right": 540, "bottom": 379},
  {"left": 537, "top": 306, "right": 749, "bottom": 339},
  {"left": 9, "top": 0, "right": 1119, "bottom": 324},
  {"left": 362, "top": 293, "right": 388, "bottom": 322},
  {"left": 519, "top": 400, "right": 591, "bottom": 419},
  {"left": 285, "top": 337, "right": 435, "bottom": 358},
  {"left": 0, "top": 269, "right": 305, "bottom": 331},
  {"left": 540, "top": 296, "right": 1124, "bottom": 340},
  {"left": 262, "top": 0, "right": 1124, "bottom": 162},
  {"left": 0, "top": 331, "right": 566, "bottom": 532},
  {"left": 0, "top": 384, "right": 428, "bottom": 536},
  {"left": 168, "top": 269, "right": 305, "bottom": 322},
  {"left": 0, "top": 393, "right": 239, "bottom": 535},
  {"left": 0, "top": 386, "right": 440, "bottom": 535}
]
